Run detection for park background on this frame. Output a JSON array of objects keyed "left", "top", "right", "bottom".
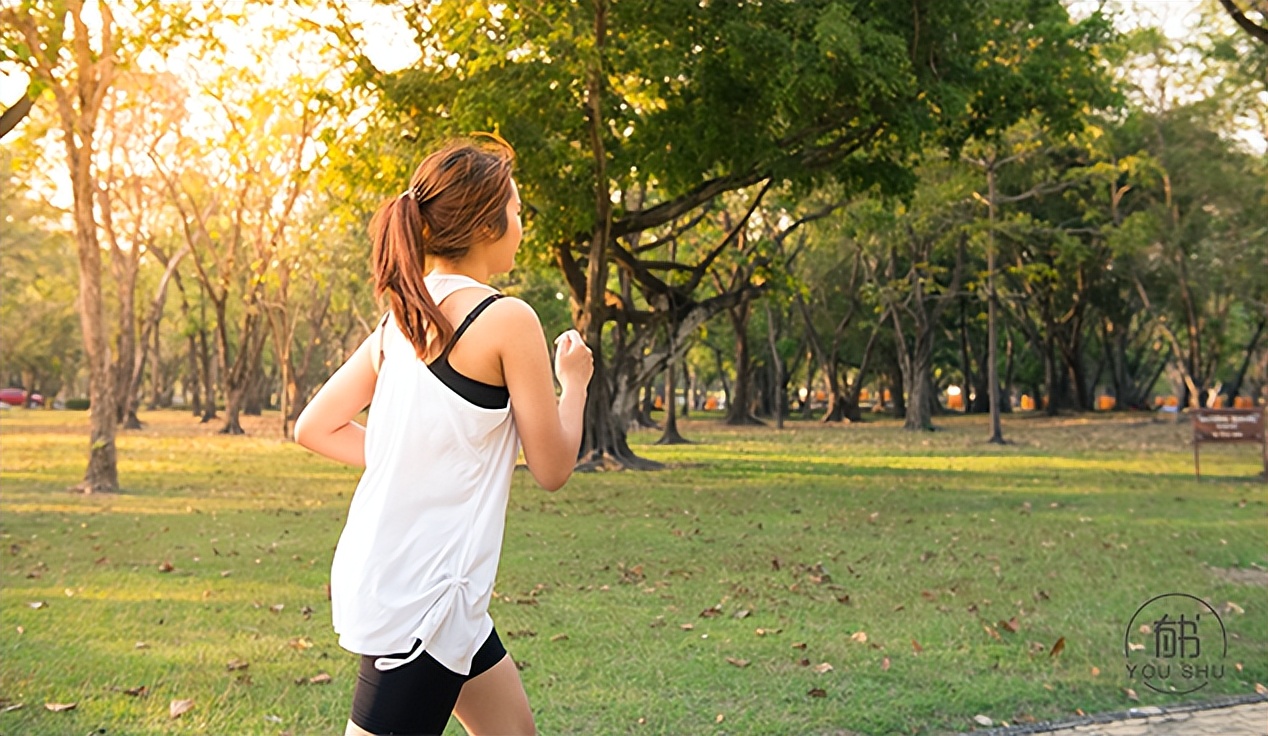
[{"left": 1, "top": 0, "right": 1266, "bottom": 734}]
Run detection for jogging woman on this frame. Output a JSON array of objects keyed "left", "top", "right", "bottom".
[{"left": 295, "top": 137, "right": 592, "bottom": 736}]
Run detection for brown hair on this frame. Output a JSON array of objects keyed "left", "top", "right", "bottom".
[{"left": 370, "top": 136, "right": 516, "bottom": 361}]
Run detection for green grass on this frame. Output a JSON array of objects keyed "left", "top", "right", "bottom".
[{"left": 2, "top": 408, "right": 1265, "bottom": 735}]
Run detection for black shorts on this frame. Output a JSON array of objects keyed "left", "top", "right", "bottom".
[{"left": 350, "top": 627, "right": 508, "bottom": 735}]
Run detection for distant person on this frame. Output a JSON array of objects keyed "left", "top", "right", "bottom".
[{"left": 296, "top": 136, "right": 592, "bottom": 736}]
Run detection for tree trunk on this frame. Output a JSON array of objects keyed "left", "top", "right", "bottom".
[
  {"left": 570, "top": 4, "right": 660, "bottom": 470},
  {"left": 198, "top": 327, "right": 216, "bottom": 422},
  {"left": 656, "top": 357, "right": 690, "bottom": 445},
  {"left": 901, "top": 332, "right": 936, "bottom": 431},
  {"left": 70, "top": 145, "right": 118, "bottom": 492},
  {"left": 725, "top": 298, "right": 763, "bottom": 426},
  {"left": 1224, "top": 318, "right": 1265, "bottom": 403},
  {"left": 764, "top": 301, "right": 785, "bottom": 429},
  {"left": 985, "top": 164, "right": 1005, "bottom": 444}
]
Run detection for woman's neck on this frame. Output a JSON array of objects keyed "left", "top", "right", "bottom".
[{"left": 427, "top": 266, "right": 488, "bottom": 284}]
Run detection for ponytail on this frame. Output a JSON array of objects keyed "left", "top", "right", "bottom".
[
  {"left": 369, "top": 194, "right": 454, "bottom": 362},
  {"left": 369, "top": 136, "right": 516, "bottom": 362}
]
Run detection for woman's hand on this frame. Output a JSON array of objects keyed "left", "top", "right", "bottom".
[{"left": 553, "top": 329, "right": 593, "bottom": 391}]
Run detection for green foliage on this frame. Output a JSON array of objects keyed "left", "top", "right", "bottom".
[
  {"left": 0, "top": 149, "right": 81, "bottom": 395},
  {"left": 2, "top": 411, "right": 1265, "bottom": 734}
]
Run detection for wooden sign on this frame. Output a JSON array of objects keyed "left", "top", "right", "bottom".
[{"left": 1192, "top": 408, "right": 1267, "bottom": 481}]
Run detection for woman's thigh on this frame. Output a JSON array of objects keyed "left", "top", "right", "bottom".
[
  {"left": 452, "top": 654, "right": 535, "bottom": 736},
  {"left": 349, "top": 642, "right": 466, "bottom": 735}
]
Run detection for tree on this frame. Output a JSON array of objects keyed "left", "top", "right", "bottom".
[
  {"left": 0, "top": 148, "right": 82, "bottom": 399},
  {"left": 3, "top": 0, "right": 124, "bottom": 491},
  {"left": 944, "top": 5, "right": 1119, "bottom": 442},
  {"left": 1217, "top": 0, "right": 1268, "bottom": 46},
  {"left": 870, "top": 159, "right": 970, "bottom": 431},
  {"left": 331, "top": 0, "right": 1062, "bottom": 466},
  {"left": 153, "top": 54, "right": 331, "bottom": 434}
]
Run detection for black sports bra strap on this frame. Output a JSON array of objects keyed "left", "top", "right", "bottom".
[
  {"left": 377, "top": 312, "right": 391, "bottom": 365},
  {"left": 441, "top": 293, "right": 504, "bottom": 359}
]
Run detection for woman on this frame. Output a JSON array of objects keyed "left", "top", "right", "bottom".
[{"left": 295, "top": 136, "right": 592, "bottom": 736}]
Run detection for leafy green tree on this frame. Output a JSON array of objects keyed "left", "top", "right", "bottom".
[
  {"left": 329, "top": 0, "right": 1119, "bottom": 464},
  {"left": 0, "top": 149, "right": 81, "bottom": 399}
]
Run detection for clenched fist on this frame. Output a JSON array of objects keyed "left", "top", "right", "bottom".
[{"left": 553, "top": 329, "right": 594, "bottom": 390}]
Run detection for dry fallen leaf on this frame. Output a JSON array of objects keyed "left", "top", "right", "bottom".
[
  {"left": 27, "top": 601, "right": 46, "bottom": 610},
  {"left": 44, "top": 702, "right": 77, "bottom": 712},
  {"left": 169, "top": 699, "right": 194, "bottom": 719},
  {"left": 1001, "top": 616, "right": 1020, "bottom": 633},
  {"left": 1090, "top": 666, "right": 1100, "bottom": 677},
  {"left": 1127, "top": 642, "right": 1145, "bottom": 651},
  {"left": 1124, "top": 687, "right": 1139, "bottom": 702},
  {"left": 973, "top": 714, "right": 993, "bottom": 727},
  {"left": 158, "top": 561, "right": 174, "bottom": 573},
  {"left": 550, "top": 633, "right": 569, "bottom": 642},
  {"left": 123, "top": 685, "right": 148, "bottom": 697},
  {"left": 881, "top": 656, "right": 891, "bottom": 671},
  {"left": 725, "top": 657, "right": 750, "bottom": 668},
  {"left": 269, "top": 604, "right": 285, "bottom": 614},
  {"left": 813, "top": 662, "right": 834, "bottom": 674},
  {"left": 308, "top": 673, "right": 332, "bottom": 685},
  {"left": 807, "top": 687, "right": 827, "bottom": 698},
  {"left": 288, "top": 637, "right": 314, "bottom": 650},
  {"left": 227, "top": 659, "right": 249, "bottom": 672},
  {"left": 679, "top": 623, "right": 694, "bottom": 631},
  {"left": 0, "top": 703, "right": 23, "bottom": 714},
  {"left": 754, "top": 627, "right": 781, "bottom": 636},
  {"left": 1255, "top": 682, "right": 1267, "bottom": 695},
  {"left": 791, "top": 642, "right": 807, "bottom": 649},
  {"left": 983, "top": 625, "right": 1002, "bottom": 641},
  {"left": 911, "top": 639, "right": 924, "bottom": 653},
  {"left": 798, "top": 658, "right": 811, "bottom": 667},
  {"left": 732, "top": 609, "right": 751, "bottom": 620},
  {"left": 135, "top": 641, "right": 149, "bottom": 649},
  {"left": 1049, "top": 637, "right": 1065, "bottom": 658},
  {"left": 715, "top": 713, "right": 724, "bottom": 723},
  {"left": 849, "top": 631, "right": 868, "bottom": 643}
]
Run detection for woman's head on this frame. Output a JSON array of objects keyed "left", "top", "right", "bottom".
[{"left": 370, "top": 136, "right": 519, "bottom": 359}]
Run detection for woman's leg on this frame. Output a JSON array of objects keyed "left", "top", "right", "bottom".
[
  {"left": 344, "top": 718, "right": 376, "bottom": 736},
  {"left": 452, "top": 654, "right": 535, "bottom": 736}
]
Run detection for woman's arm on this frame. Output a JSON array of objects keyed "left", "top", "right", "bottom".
[
  {"left": 497, "top": 298, "right": 591, "bottom": 491},
  {"left": 294, "top": 334, "right": 378, "bottom": 467}
]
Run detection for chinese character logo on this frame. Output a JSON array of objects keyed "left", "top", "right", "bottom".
[
  {"left": 1124, "top": 593, "right": 1227, "bottom": 696},
  {"left": 1152, "top": 613, "right": 1201, "bottom": 659}
]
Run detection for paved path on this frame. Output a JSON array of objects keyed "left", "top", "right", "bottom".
[{"left": 963, "top": 694, "right": 1268, "bottom": 736}]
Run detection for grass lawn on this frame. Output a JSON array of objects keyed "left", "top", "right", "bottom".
[{"left": 1, "top": 408, "right": 1265, "bottom": 735}]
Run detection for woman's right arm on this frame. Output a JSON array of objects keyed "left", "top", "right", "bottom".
[
  {"left": 293, "top": 333, "right": 378, "bottom": 467},
  {"left": 498, "top": 298, "right": 593, "bottom": 491}
]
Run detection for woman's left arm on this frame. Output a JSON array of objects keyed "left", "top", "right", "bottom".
[{"left": 294, "top": 334, "right": 378, "bottom": 467}]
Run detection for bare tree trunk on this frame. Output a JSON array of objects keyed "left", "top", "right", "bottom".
[
  {"left": 764, "top": 301, "right": 785, "bottom": 429},
  {"left": 985, "top": 165, "right": 1005, "bottom": 443},
  {"left": 656, "top": 356, "right": 689, "bottom": 444},
  {"left": 10, "top": 3, "right": 123, "bottom": 492},
  {"left": 1224, "top": 318, "right": 1265, "bottom": 403}
]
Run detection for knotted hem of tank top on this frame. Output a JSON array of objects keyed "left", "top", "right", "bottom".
[{"left": 372, "top": 575, "right": 472, "bottom": 672}]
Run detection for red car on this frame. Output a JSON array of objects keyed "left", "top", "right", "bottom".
[{"left": 0, "top": 388, "right": 44, "bottom": 407}]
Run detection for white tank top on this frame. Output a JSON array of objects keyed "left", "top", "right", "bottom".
[{"left": 330, "top": 273, "right": 520, "bottom": 675}]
